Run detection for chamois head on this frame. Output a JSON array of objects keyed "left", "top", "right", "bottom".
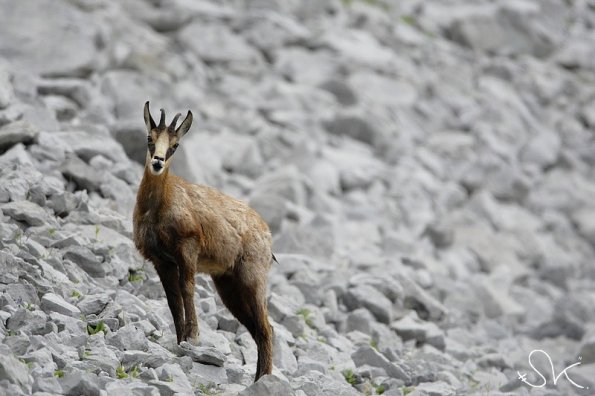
[{"left": 143, "top": 101, "right": 193, "bottom": 176}]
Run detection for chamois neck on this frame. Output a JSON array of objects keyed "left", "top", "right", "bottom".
[{"left": 137, "top": 166, "right": 172, "bottom": 213}]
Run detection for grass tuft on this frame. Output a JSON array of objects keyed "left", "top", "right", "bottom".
[
  {"left": 87, "top": 320, "right": 106, "bottom": 336},
  {"left": 296, "top": 307, "right": 315, "bottom": 328},
  {"left": 116, "top": 366, "right": 128, "bottom": 379},
  {"left": 342, "top": 369, "right": 357, "bottom": 386},
  {"left": 128, "top": 270, "right": 144, "bottom": 283}
]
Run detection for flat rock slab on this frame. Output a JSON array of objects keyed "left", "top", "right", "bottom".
[
  {"left": 0, "top": 344, "right": 31, "bottom": 389},
  {"left": 41, "top": 292, "right": 81, "bottom": 317},
  {"left": 391, "top": 313, "right": 446, "bottom": 351},
  {"left": 351, "top": 345, "right": 411, "bottom": 383},
  {"left": 1, "top": 200, "right": 55, "bottom": 227},
  {"left": 238, "top": 375, "right": 295, "bottom": 396},
  {"left": 0, "top": 121, "right": 38, "bottom": 152},
  {"left": 178, "top": 341, "right": 226, "bottom": 367}
]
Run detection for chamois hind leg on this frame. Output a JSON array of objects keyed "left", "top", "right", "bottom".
[
  {"left": 212, "top": 270, "right": 273, "bottom": 382},
  {"left": 178, "top": 265, "right": 199, "bottom": 344},
  {"left": 155, "top": 262, "right": 185, "bottom": 344}
]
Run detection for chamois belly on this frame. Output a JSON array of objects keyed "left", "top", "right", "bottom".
[
  {"left": 195, "top": 257, "right": 230, "bottom": 275},
  {"left": 137, "top": 223, "right": 235, "bottom": 275}
]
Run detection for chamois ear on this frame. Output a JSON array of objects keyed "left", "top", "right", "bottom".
[
  {"left": 176, "top": 111, "right": 193, "bottom": 138},
  {"left": 144, "top": 101, "right": 156, "bottom": 132}
]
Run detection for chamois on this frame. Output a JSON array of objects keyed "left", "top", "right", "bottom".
[{"left": 133, "top": 102, "right": 274, "bottom": 381}]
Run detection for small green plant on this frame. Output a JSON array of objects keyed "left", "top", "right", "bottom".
[
  {"left": 402, "top": 386, "right": 414, "bottom": 395},
  {"left": 296, "top": 307, "right": 314, "bottom": 328},
  {"left": 375, "top": 384, "right": 385, "bottom": 394},
  {"left": 317, "top": 336, "right": 327, "bottom": 344},
  {"left": 48, "top": 228, "right": 56, "bottom": 237},
  {"left": 24, "top": 302, "right": 34, "bottom": 311},
  {"left": 82, "top": 350, "right": 91, "bottom": 359},
  {"left": 149, "top": 332, "right": 162, "bottom": 342},
  {"left": 71, "top": 290, "right": 81, "bottom": 299},
  {"left": 197, "top": 382, "right": 218, "bottom": 395},
  {"left": 400, "top": 15, "right": 416, "bottom": 25},
  {"left": 129, "top": 366, "right": 140, "bottom": 379},
  {"left": 116, "top": 366, "right": 128, "bottom": 379},
  {"left": 128, "top": 270, "right": 144, "bottom": 283},
  {"left": 370, "top": 339, "right": 378, "bottom": 350},
  {"left": 165, "top": 375, "right": 174, "bottom": 382},
  {"left": 468, "top": 376, "right": 480, "bottom": 390},
  {"left": 342, "top": 369, "right": 357, "bottom": 386},
  {"left": 14, "top": 230, "right": 23, "bottom": 246},
  {"left": 87, "top": 321, "right": 106, "bottom": 335},
  {"left": 54, "top": 369, "right": 64, "bottom": 378},
  {"left": 94, "top": 225, "right": 101, "bottom": 240},
  {"left": 7, "top": 329, "right": 16, "bottom": 336},
  {"left": 19, "top": 358, "right": 33, "bottom": 369}
]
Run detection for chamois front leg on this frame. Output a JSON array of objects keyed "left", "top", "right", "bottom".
[
  {"left": 155, "top": 261, "right": 185, "bottom": 344},
  {"left": 178, "top": 265, "right": 199, "bottom": 344}
]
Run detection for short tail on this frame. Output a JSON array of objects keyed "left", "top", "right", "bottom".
[{"left": 272, "top": 253, "right": 279, "bottom": 264}]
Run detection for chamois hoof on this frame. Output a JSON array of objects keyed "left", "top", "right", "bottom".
[{"left": 183, "top": 335, "right": 199, "bottom": 346}]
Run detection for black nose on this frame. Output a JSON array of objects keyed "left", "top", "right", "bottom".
[{"left": 152, "top": 162, "right": 163, "bottom": 170}]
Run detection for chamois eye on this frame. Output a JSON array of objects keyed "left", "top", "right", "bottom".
[{"left": 173, "top": 143, "right": 179, "bottom": 149}]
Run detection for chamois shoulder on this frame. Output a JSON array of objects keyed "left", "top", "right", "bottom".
[{"left": 173, "top": 176, "right": 270, "bottom": 237}]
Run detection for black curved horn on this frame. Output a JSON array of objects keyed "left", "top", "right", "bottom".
[
  {"left": 158, "top": 108, "right": 166, "bottom": 129},
  {"left": 169, "top": 113, "right": 182, "bottom": 130},
  {"left": 144, "top": 101, "right": 156, "bottom": 131}
]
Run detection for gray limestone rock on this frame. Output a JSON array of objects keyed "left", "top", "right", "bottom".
[
  {"left": 6, "top": 309, "right": 48, "bottom": 335},
  {"left": 0, "top": 121, "right": 38, "bottom": 152},
  {"left": 343, "top": 285, "right": 393, "bottom": 324},
  {"left": 61, "top": 155, "right": 104, "bottom": 192},
  {"left": 238, "top": 374, "right": 295, "bottom": 396},
  {"left": 178, "top": 22, "right": 263, "bottom": 67},
  {"left": 0, "top": 344, "right": 31, "bottom": 390},
  {"left": 178, "top": 342, "right": 226, "bottom": 367},
  {"left": 408, "top": 381, "right": 456, "bottom": 396},
  {"left": 0, "top": 65, "right": 14, "bottom": 110},
  {"left": 391, "top": 313, "right": 446, "bottom": 351},
  {"left": 106, "top": 323, "right": 149, "bottom": 352},
  {"left": 40, "top": 293, "right": 81, "bottom": 317},
  {"left": 579, "top": 334, "right": 595, "bottom": 364},
  {"left": 323, "top": 114, "right": 379, "bottom": 146},
  {"left": 1, "top": 201, "right": 54, "bottom": 227},
  {"left": 58, "top": 370, "right": 101, "bottom": 396},
  {"left": 62, "top": 246, "right": 106, "bottom": 278},
  {"left": 151, "top": 363, "right": 193, "bottom": 395},
  {"left": 76, "top": 294, "right": 110, "bottom": 316},
  {"left": 273, "top": 333, "right": 298, "bottom": 374},
  {"left": 445, "top": 2, "right": 563, "bottom": 57},
  {"left": 351, "top": 346, "right": 410, "bottom": 383}
]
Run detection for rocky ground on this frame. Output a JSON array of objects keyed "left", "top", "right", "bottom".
[{"left": 1, "top": 0, "right": 595, "bottom": 395}]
